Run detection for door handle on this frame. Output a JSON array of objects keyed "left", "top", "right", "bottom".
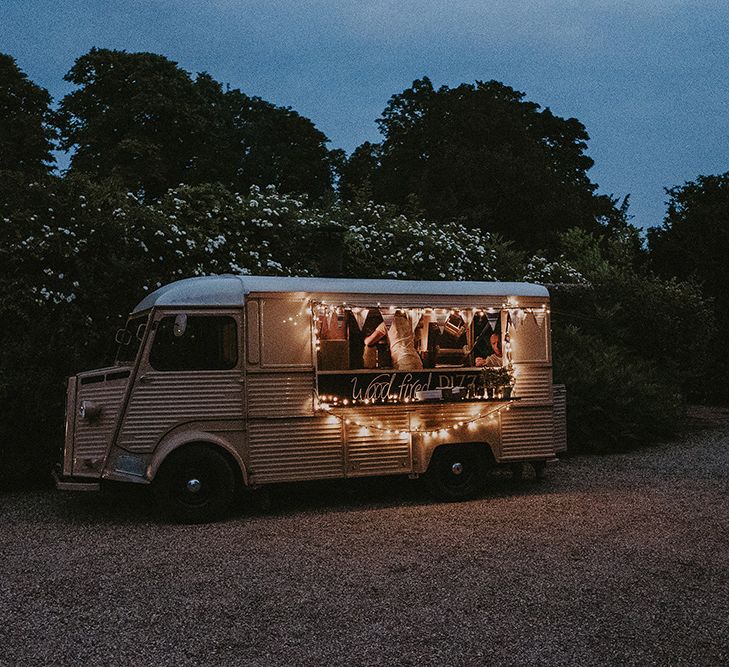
[{"left": 138, "top": 374, "right": 152, "bottom": 384}]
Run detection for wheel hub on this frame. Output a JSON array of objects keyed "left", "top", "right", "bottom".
[
  {"left": 186, "top": 478, "right": 202, "bottom": 493},
  {"left": 451, "top": 462, "right": 464, "bottom": 476}
]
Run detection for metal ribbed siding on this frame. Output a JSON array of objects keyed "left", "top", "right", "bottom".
[
  {"left": 512, "top": 365, "right": 552, "bottom": 404},
  {"left": 345, "top": 412, "right": 410, "bottom": 475},
  {"left": 500, "top": 407, "right": 555, "bottom": 460},
  {"left": 553, "top": 384, "right": 567, "bottom": 452},
  {"left": 248, "top": 418, "right": 343, "bottom": 483},
  {"left": 247, "top": 373, "right": 315, "bottom": 417},
  {"left": 119, "top": 371, "right": 243, "bottom": 452},
  {"left": 410, "top": 403, "right": 498, "bottom": 431},
  {"left": 73, "top": 379, "right": 128, "bottom": 475}
]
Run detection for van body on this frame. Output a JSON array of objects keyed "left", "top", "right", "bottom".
[{"left": 55, "top": 275, "right": 566, "bottom": 520}]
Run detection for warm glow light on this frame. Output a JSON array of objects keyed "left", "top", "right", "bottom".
[{"left": 316, "top": 401, "right": 514, "bottom": 435}]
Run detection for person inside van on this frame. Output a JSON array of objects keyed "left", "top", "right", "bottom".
[
  {"left": 475, "top": 332, "right": 503, "bottom": 367},
  {"left": 364, "top": 310, "right": 423, "bottom": 371}
]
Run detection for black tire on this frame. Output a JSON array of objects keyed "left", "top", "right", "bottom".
[
  {"left": 153, "top": 445, "right": 235, "bottom": 523},
  {"left": 423, "top": 445, "right": 487, "bottom": 501},
  {"left": 532, "top": 460, "right": 546, "bottom": 481}
]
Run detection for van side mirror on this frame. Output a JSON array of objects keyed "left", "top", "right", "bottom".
[
  {"left": 115, "top": 328, "right": 132, "bottom": 345},
  {"left": 173, "top": 314, "right": 188, "bottom": 337}
]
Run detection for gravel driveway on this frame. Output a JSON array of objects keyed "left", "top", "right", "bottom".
[{"left": 2, "top": 417, "right": 728, "bottom": 667}]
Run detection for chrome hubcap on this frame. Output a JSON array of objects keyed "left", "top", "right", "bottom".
[
  {"left": 186, "top": 478, "right": 202, "bottom": 493},
  {"left": 451, "top": 462, "right": 464, "bottom": 475}
]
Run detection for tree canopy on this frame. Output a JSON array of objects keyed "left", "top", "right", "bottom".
[
  {"left": 648, "top": 173, "right": 729, "bottom": 304},
  {"left": 56, "top": 48, "right": 336, "bottom": 200},
  {"left": 0, "top": 48, "right": 723, "bottom": 484},
  {"left": 0, "top": 54, "right": 55, "bottom": 176},
  {"left": 647, "top": 173, "right": 729, "bottom": 400},
  {"left": 340, "top": 77, "right": 620, "bottom": 250}
]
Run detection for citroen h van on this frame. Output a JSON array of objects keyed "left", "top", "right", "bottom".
[{"left": 55, "top": 276, "right": 566, "bottom": 521}]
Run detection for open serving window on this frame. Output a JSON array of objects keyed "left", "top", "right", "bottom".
[{"left": 313, "top": 302, "right": 516, "bottom": 406}]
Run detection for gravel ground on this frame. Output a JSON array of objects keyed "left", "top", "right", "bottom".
[{"left": 2, "top": 417, "right": 729, "bottom": 667}]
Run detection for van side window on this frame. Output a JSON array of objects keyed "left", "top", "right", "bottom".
[{"left": 149, "top": 316, "right": 238, "bottom": 371}]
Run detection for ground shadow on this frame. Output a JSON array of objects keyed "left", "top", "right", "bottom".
[{"left": 50, "top": 463, "right": 556, "bottom": 525}]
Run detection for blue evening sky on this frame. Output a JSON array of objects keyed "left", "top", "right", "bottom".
[{"left": 2, "top": 0, "right": 727, "bottom": 229}]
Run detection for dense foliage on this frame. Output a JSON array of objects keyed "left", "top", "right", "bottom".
[
  {"left": 0, "top": 178, "right": 521, "bottom": 486},
  {"left": 0, "top": 50, "right": 722, "bottom": 487},
  {"left": 339, "top": 77, "right": 621, "bottom": 251},
  {"left": 545, "top": 227, "right": 712, "bottom": 450},
  {"left": 648, "top": 173, "right": 729, "bottom": 401},
  {"left": 0, "top": 54, "right": 55, "bottom": 178},
  {"left": 57, "top": 48, "right": 336, "bottom": 200}
]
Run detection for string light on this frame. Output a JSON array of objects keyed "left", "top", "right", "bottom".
[
  {"left": 317, "top": 390, "right": 515, "bottom": 407},
  {"left": 313, "top": 300, "right": 549, "bottom": 315},
  {"left": 316, "top": 399, "right": 515, "bottom": 436}
]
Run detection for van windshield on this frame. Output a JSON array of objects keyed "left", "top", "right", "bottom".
[{"left": 115, "top": 313, "right": 148, "bottom": 365}]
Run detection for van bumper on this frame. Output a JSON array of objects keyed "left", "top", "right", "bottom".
[{"left": 52, "top": 466, "right": 100, "bottom": 492}]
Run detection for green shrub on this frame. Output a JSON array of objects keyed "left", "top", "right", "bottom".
[{"left": 553, "top": 325, "right": 683, "bottom": 451}]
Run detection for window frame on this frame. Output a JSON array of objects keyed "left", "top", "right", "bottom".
[
  {"left": 147, "top": 310, "right": 241, "bottom": 372},
  {"left": 313, "top": 302, "right": 506, "bottom": 375}
]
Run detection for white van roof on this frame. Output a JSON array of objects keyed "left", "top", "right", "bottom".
[{"left": 133, "top": 275, "right": 549, "bottom": 312}]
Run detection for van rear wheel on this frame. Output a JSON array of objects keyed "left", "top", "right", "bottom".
[
  {"left": 423, "top": 445, "right": 486, "bottom": 501},
  {"left": 153, "top": 446, "right": 235, "bottom": 523}
]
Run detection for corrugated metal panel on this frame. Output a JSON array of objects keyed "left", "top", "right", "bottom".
[
  {"left": 247, "top": 373, "right": 315, "bottom": 417},
  {"left": 553, "top": 384, "right": 567, "bottom": 453},
  {"left": 512, "top": 365, "right": 552, "bottom": 404},
  {"left": 500, "top": 407, "right": 556, "bottom": 460},
  {"left": 248, "top": 418, "right": 343, "bottom": 483},
  {"left": 63, "top": 377, "right": 77, "bottom": 476},
  {"left": 345, "top": 412, "right": 411, "bottom": 475},
  {"left": 119, "top": 371, "right": 243, "bottom": 453},
  {"left": 409, "top": 403, "right": 499, "bottom": 431},
  {"left": 73, "top": 378, "right": 128, "bottom": 476}
]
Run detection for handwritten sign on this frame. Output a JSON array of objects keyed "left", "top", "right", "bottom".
[{"left": 318, "top": 370, "right": 482, "bottom": 403}]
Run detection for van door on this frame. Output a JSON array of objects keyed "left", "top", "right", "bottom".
[{"left": 116, "top": 310, "right": 244, "bottom": 455}]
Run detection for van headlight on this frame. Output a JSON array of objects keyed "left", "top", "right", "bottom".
[{"left": 79, "top": 400, "right": 102, "bottom": 422}]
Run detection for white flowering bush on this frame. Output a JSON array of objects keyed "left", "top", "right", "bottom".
[
  {"left": 1, "top": 177, "right": 524, "bottom": 484},
  {"left": 4, "top": 181, "right": 520, "bottom": 323},
  {"left": 522, "top": 255, "right": 589, "bottom": 286}
]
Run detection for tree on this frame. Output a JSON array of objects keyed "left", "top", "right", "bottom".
[
  {"left": 223, "top": 90, "right": 337, "bottom": 201},
  {"left": 222, "top": 90, "right": 337, "bottom": 201},
  {"left": 648, "top": 173, "right": 729, "bottom": 400},
  {"left": 0, "top": 53, "right": 55, "bottom": 177},
  {"left": 0, "top": 53, "right": 56, "bottom": 217},
  {"left": 648, "top": 174, "right": 729, "bottom": 299},
  {"left": 56, "top": 48, "right": 231, "bottom": 198},
  {"left": 340, "top": 77, "right": 618, "bottom": 251},
  {"left": 337, "top": 141, "right": 380, "bottom": 202},
  {"left": 56, "top": 48, "right": 337, "bottom": 200}
]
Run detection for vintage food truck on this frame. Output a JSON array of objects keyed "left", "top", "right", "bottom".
[{"left": 55, "top": 275, "right": 566, "bottom": 521}]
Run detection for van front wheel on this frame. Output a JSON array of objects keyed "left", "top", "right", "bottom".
[
  {"left": 153, "top": 446, "right": 235, "bottom": 523},
  {"left": 423, "top": 445, "right": 486, "bottom": 502}
]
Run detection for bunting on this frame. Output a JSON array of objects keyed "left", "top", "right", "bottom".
[
  {"left": 434, "top": 309, "right": 449, "bottom": 334},
  {"left": 351, "top": 307, "right": 369, "bottom": 331}
]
